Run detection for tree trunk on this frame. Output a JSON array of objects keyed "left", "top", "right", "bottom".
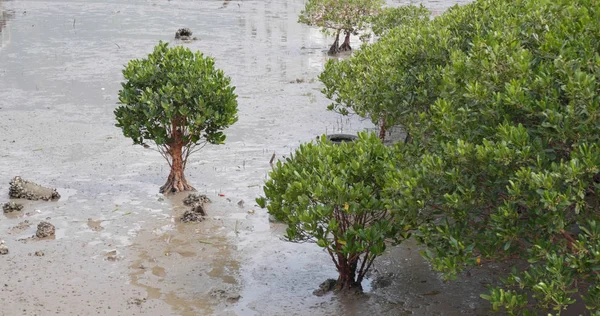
[
  {"left": 339, "top": 31, "right": 352, "bottom": 51},
  {"left": 379, "top": 117, "right": 386, "bottom": 141},
  {"left": 404, "top": 132, "right": 412, "bottom": 144},
  {"left": 159, "top": 144, "right": 195, "bottom": 194},
  {"left": 328, "top": 30, "right": 341, "bottom": 55},
  {"left": 335, "top": 254, "right": 362, "bottom": 292}
]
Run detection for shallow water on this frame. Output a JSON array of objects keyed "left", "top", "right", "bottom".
[{"left": 0, "top": 0, "right": 499, "bottom": 315}]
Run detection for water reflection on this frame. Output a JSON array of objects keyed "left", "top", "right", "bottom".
[
  {"left": 0, "top": 2, "right": 14, "bottom": 53},
  {"left": 0, "top": 2, "right": 13, "bottom": 33},
  {"left": 0, "top": 2, "right": 13, "bottom": 40}
]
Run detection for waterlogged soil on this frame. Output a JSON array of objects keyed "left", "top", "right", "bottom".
[{"left": 0, "top": 0, "right": 501, "bottom": 315}]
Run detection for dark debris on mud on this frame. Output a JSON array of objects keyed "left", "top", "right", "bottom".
[
  {"left": 313, "top": 279, "right": 337, "bottom": 296},
  {"left": 175, "top": 28, "right": 198, "bottom": 41},
  {"left": 9, "top": 176, "right": 60, "bottom": 201},
  {"left": 210, "top": 288, "right": 241, "bottom": 304}
]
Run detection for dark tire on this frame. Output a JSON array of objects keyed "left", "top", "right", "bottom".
[{"left": 326, "top": 134, "right": 358, "bottom": 145}]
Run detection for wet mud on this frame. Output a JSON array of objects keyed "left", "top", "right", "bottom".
[{"left": 0, "top": 0, "right": 484, "bottom": 315}]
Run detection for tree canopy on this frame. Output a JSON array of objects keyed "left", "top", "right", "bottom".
[
  {"left": 298, "top": 0, "right": 384, "bottom": 54},
  {"left": 257, "top": 133, "right": 415, "bottom": 291},
  {"left": 320, "top": 0, "right": 600, "bottom": 313},
  {"left": 115, "top": 41, "right": 238, "bottom": 193}
]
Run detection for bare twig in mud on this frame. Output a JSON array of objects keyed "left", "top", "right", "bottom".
[
  {"left": 114, "top": 43, "right": 120, "bottom": 49},
  {"left": 269, "top": 153, "right": 276, "bottom": 166},
  {"left": 72, "top": 18, "right": 76, "bottom": 28},
  {"left": 198, "top": 240, "right": 213, "bottom": 245},
  {"left": 234, "top": 220, "right": 239, "bottom": 235}
]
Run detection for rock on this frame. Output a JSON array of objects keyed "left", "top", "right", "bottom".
[
  {"left": 181, "top": 193, "right": 209, "bottom": 222},
  {"left": 0, "top": 244, "right": 8, "bottom": 255},
  {"left": 313, "top": 279, "right": 337, "bottom": 296},
  {"left": 36, "top": 221, "right": 55, "bottom": 238},
  {"left": 237, "top": 200, "right": 244, "bottom": 207},
  {"left": 181, "top": 204, "right": 206, "bottom": 223},
  {"left": 2, "top": 201, "right": 23, "bottom": 213},
  {"left": 183, "top": 193, "right": 211, "bottom": 206},
  {"left": 175, "top": 28, "right": 193, "bottom": 39},
  {"left": 34, "top": 250, "right": 45, "bottom": 256},
  {"left": 9, "top": 176, "right": 60, "bottom": 201}
]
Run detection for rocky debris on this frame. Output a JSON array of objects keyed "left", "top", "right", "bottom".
[
  {"left": 9, "top": 176, "right": 60, "bottom": 201},
  {"left": 174, "top": 28, "right": 198, "bottom": 41},
  {"left": 105, "top": 249, "right": 119, "bottom": 261},
  {"left": 0, "top": 240, "right": 7, "bottom": 255},
  {"left": 237, "top": 199, "right": 244, "bottom": 207},
  {"left": 181, "top": 193, "right": 209, "bottom": 222},
  {"left": 35, "top": 221, "right": 55, "bottom": 238},
  {"left": 127, "top": 297, "right": 146, "bottom": 306},
  {"left": 2, "top": 201, "right": 23, "bottom": 213},
  {"left": 181, "top": 204, "right": 206, "bottom": 223},
  {"left": 313, "top": 279, "right": 337, "bottom": 296},
  {"left": 210, "top": 288, "right": 241, "bottom": 303},
  {"left": 183, "top": 193, "right": 211, "bottom": 206},
  {"left": 34, "top": 250, "right": 45, "bottom": 257}
]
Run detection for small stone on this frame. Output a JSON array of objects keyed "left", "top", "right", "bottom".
[
  {"left": 247, "top": 209, "right": 255, "bottom": 214},
  {"left": 2, "top": 201, "right": 23, "bottom": 213},
  {"left": 36, "top": 221, "right": 55, "bottom": 238},
  {"left": 237, "top": 200, "right": 245, "bottom": 207},
  {"left": 34, "top": 250, "right": 44, "bottom": 257},
  {"left": 175, "top": 28, "right": 192, "bottom": 39},
  {"left": 0, "top": 244, "right": 8, "bottom": 255}
]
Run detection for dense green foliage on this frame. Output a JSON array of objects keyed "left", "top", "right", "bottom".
[
  {"left": 115, "top": 42, "right": 238, "bottom": 193},
  {"left": 116, "top": 41, "right": 237, "bottom": 148},
  {"left": 321, "top": 0, "right": 600, "bottom": 313},
  {"left": 257, "top": 133, "right": 414, "bottom": 290},
  {"left": 370, "top": 5, "right": 430, "bottom": 37}
]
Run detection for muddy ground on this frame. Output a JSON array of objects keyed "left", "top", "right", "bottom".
[{"left": 0, "top": 0, "right": 504, "bottom": 315}]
